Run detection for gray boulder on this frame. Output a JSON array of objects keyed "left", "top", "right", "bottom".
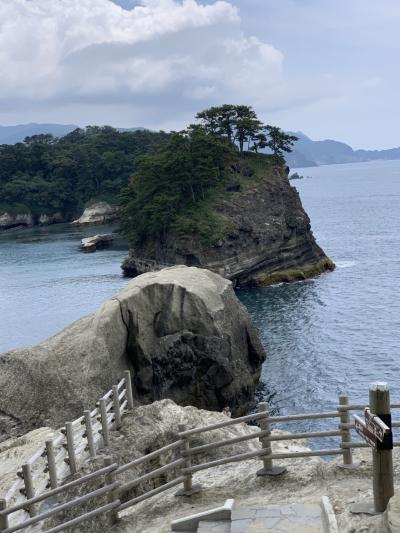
[{"left": 0, "top": 266, "right": 265, "bottom": 439}]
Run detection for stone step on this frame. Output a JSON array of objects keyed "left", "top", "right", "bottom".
[
  {"left": 197, "top": 520, "right": 231, "bottom": 533},
  {"left": 230, "top": 503, "right": 325, "bottom": 533}
]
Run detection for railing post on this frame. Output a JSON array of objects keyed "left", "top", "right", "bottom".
[
  {"left": 22, "top": 463, "right": 36, "bottom": 517},
  {"left": 256, "top": 402, "right": 286, "bottom": 477},
  {"left": 100, "top": 398, "right": 110, "bottom": 448},
  {"left": 124, "top": 370, "right": 134, "bottom": 410},
  {"left": 45, "top": 440, "right": 58, "bottom": 489},
  {"left": 175, "top": 424, "right": 201, "bottom": 496},
  {"left": 338, "top": 393, "right": 359, "bottom": 469},
  {"left": 104, "top": 456, "right": 119, "bottom": 526},
  {"left": 112, "top": 385, "right": 122, "bottom": 430},
  {"left": 84, "top": 410, "right": 96, "bottom": 458},
  {"left": 370, "top": 383, "right": 394, "bottom": 512},
  {"left": 65, "top": 422, "right": 78, "bottom": 475},
  {"left": 0, "top": 499, "right": 9, "bottom": 531}
]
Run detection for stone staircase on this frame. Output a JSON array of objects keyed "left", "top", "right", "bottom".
[{"left": 171, "top": 498, "right": 339, "bottom": 533}]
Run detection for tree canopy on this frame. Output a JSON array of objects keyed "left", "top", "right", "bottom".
[
  {"left": 120, "top": 125, "right": 235, "bottom": 248},
  {"left": 196, "top": 104, "right": 297, "bottom": 157},
  {"left": 0, "top": 126, "right": 168, "bottom": 216}
]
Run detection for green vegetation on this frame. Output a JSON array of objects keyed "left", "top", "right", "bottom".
[
  {"left": 0, "top": 104, "right": 297, "bottom": 250},
  {"left": 121, "top": 105, "right": 297, "bottom": 248},
  {"left": 120, "top": 125, "right": 235, "bottom": 247},
  {"left": 0, "top": 126, "right": 168, "bottom": 217}
]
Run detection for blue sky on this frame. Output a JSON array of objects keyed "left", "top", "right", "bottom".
[{"left": 1, "top": 0, "right": 399, "bottom": 148}]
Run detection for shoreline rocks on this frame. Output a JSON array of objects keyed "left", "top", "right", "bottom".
[
  {"left": 0, "top": 211, "right": 66, "bottom": 231},
  {"left": 0, "top": 267, "right": 265, "bottom": 439},
  {"left": 72, "top": 201, "right": 119, "bottom": 225},
  {"left": 81, "top": 233, "right": 113, "bottom": 252}
]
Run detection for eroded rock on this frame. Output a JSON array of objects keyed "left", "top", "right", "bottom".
[
  {"left": 72, "top": 201, "right": 119, "bottom": 225},
  {"left": 0, "top": 267, "right": 265, "bottom": 439}
]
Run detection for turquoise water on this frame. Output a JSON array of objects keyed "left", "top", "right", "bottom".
[{"left": 1, "top": 160, "right": 400, "bottom": 426}]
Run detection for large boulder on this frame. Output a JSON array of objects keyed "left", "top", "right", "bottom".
[{"left": 0, "top": 266, "right": 265, "bottom": 439}]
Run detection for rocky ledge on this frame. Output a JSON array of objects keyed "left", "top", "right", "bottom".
[
  {"left": 122, "top": 157, "right": 334, "bottom": 286},
  {"left": 72, "top": 201, "right": 119, "bottom": 225},
  {"left": 0, "top": 211, "right": 65, "bottom": 231},
  {"left": 0, "top": 267, "right": 265, "bottom": 439}
]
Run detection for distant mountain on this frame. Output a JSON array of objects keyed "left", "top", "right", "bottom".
[
  {"left": 0, "top": 124, "right": 149, "bottom": 144},
  {"left": 286, "top": 131, "right": 400, "bottom": 168},
  {"left": 0, "top": 123, "right": 78, "bottom": 144}
]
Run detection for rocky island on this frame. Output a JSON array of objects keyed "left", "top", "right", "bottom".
[{"left": 120, "top": 105, "right": 334, "bottom": 286}]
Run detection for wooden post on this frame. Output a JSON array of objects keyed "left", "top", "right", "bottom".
[
  {"left": 104, "top": 456, "right": 119, "bottom": 526},
  {"left": 22, "top": 463, "right": 36, "bottom": 517},
  {"left": 100, "top": 398, "right": 110, "bottom": 448},
  {"left": 338, "top": 393, "right": 358, "bottom": 469},
  {"left": 45, "top": 440, "right": 58, "bottom": 489},
  {"left": 0, "top": 499, "right": 9, "bottom": 531},
  {"left": 124, "top": 370, "right": 134, "bottom": 409},
  {"left": 65, "top": 422, "right": 78, "bottom": 475},
  {"left": 351, "top": 382, "right": 394, "bottom": 515},
  {"left": 84, "top": 410, "right": 96, "bottom": 458},
  {"left": 112, "top": 385, "right": 122, "bottom": 430},
  {"left": 256, "top": 402, "right": 286, "bottom": 477},
  {"left": 370, "top": 382, "right": 394, "bottom": 512},
  {"left": 175, "top": 424, "right": 201, "bottom": 496}
]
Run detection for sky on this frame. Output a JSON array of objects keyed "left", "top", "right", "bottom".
[{"left": 0, "top": 0, "right": 399, "bottom": 149}]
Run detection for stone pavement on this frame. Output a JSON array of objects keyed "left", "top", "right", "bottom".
[
  {"left": 229, "top": 503, "right": 325, "bottom": 533},
  {"left": 172, "top": 502, "right": 328, "bottom": 532}
]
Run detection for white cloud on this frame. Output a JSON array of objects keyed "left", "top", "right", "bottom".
[{"left": 0, "top": 0, "right": 285, "bottom": 126}]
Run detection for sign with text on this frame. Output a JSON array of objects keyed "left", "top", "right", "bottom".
[
  {"left": 354, "top": 414, "right": 377, "bottom": 448},
  {"left": 364, "top": 408, "right": 390, "bottom": 442}
]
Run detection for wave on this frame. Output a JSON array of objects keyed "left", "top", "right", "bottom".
[{"left": 335, "top": 260, "right": 356, "bottom": 269}]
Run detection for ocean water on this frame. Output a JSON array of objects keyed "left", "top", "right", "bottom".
[
  {"left": 0, "top": 223, "right": 129, "bottom": 351},
  {"left": 238, "top": 159, "right": 400, "bottom": 438},
  {"left": 1, "top": 159, "right": 400, "bottom": 433}
]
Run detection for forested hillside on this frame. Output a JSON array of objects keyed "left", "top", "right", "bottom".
[{"left": 0, "top": 127, "right": 168, "bottom": 217}]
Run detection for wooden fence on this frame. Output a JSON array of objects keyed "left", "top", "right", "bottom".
[
  {"left": 0, "top": 370, "right": 134, "bottom": 532},
  {"left": 2, "top": 391, "right": 400, "bottom": 532}
]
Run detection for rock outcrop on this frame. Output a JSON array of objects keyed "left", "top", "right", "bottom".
[
  {"left": 72, "top": 201, "right": 119, "bottom": 225},
  {"left": 0, "top": 267, "right": 265, "bottom": 439},
  {"left": 122, "top": 156, "right": 334, "bottom": 286},
  {"left": 80, "top": 233, "right": 113, "bottom": 252},
  {"left": 0, "top": 211, "right": 65, "bottom": 231},
  {"left": 0, "top": 212, "right": 34, "bottom": 230}
]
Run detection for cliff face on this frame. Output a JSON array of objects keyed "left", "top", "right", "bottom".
[
  {"left": 71, "top": 201, "right": 119, "bottom": 225},
  {"left": 122, "top": 156, "right": 334, "bottom": 286},
  {"left": 0, "top": 211, "right": 65, "bottom": 230}
]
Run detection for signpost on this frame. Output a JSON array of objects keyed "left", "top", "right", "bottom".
[
  {"left": 351, "top": 382, "right": 394, "bottom": 515},
  {"left": 354, "top": 414, "right": 377, "bottom": 448}
]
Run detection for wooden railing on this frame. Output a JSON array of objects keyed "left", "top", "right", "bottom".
[
  {"left": 0, "top": 370, "right": 134, "bottom": 532},
  {"left": 2, "top": 391, "right": 400, "bottom": 532}
]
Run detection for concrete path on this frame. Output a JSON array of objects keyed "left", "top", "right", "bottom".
[
  {"left": 229, "top": 503, "right": 325, "bottom": 533},
  {"left": 172, "top": 503, "right": 327, "bottom": 532}
]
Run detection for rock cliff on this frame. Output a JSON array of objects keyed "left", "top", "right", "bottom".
[
  {"left": 0, "top": 267, "right": 265, "bottom": 439},
  {"left": 122, "top": 155, "right": 334, "bottom": 286},
  {"left": 71, "top": 201, "right": 119, "bottom": 225},
  {"left": 0, "top": 211, "right": 65, "bottom": 231}
]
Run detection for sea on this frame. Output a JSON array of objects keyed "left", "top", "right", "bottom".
[{"left": 1, "top": 159, "right": 400, "bottom": 437}]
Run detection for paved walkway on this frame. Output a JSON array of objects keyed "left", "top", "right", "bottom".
[
  {"left": 229, "top": 503, "right": 325, "bottom": 533},
  {"left": 173, "top": 502, "right": 327, "bottom": 532}
]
